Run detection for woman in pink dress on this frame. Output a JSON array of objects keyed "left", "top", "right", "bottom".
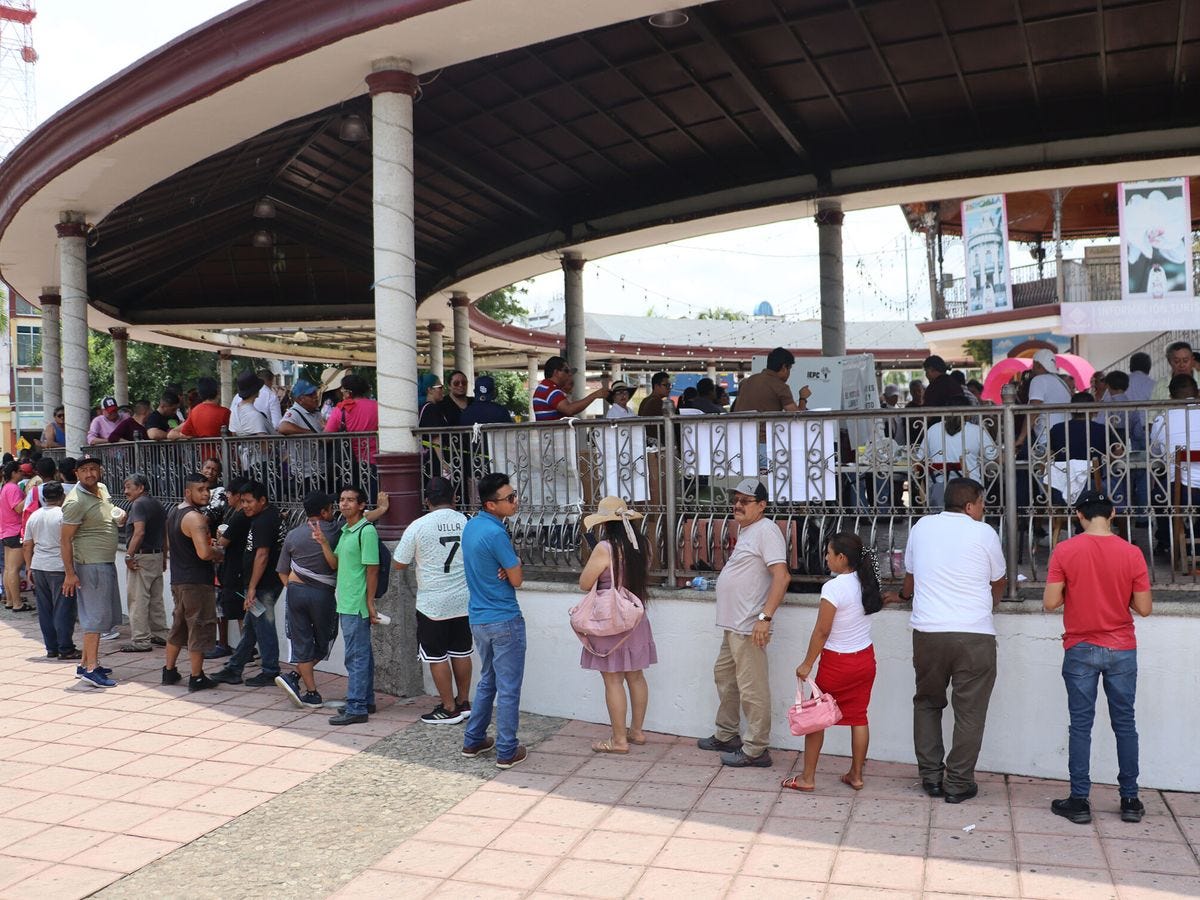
[{"left": 578, "top": 497, "right": 657, "bottom": 754}]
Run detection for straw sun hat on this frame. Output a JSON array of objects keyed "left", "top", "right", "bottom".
[{"left": 584, "top": 496, "right": 644, "bottom": 530}]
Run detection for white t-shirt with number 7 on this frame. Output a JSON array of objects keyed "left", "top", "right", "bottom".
[{"left": 393, "top": 507, "right": 470, "bottom": 620}]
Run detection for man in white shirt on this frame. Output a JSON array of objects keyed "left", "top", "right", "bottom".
[
  {"left": 277, "top": 379, "right": 325, "bottom": 480},
  {"left": 254, "top": 369, "right": 283, "bottom": 430},
  {"left": 394, "top": 476, "right": 473, "bottom": 725},
  {"left": 1017, "top": 349, "right": 1072, "bottom": 451},
  {"left": 698, "top": 477, "right": 790, "bottom": 768},
  {"left": 1149, "top": 374, "right": 1200, "bottom": 513},
  {"left": 918, "top": 417, "right": 998, "bottom": 509},
  {"left": 23, "top": 482, "right": 76, "bottom": 659},
  {"left": 887, "top": 478, "right": 1006, "bottom": 804}
]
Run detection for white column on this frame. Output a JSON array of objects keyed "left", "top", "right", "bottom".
[
  {"left": 706, "top": 360, "right": 718, "bottom": 381},
  {"left": 218, "top": 350, "right": 233, "bottom": 407},
  {"left": 428, "top": 321, "right": 445, "bottom": 381},
  {"left": 610, "top": 359, "right": 622, "bottom": 383},
  {"left": 110, "top": 328, "right": 129, "bottom": 406},
  {"left": 57, "top": 214, "right": 90, "bottom": 451},
  {"left": 39, "top": 288, "right": 61, "bottom": 422},
  {"left": 527, "top": 353, "right": 539, "bottom": 419},
  {"left": 450, "top": 292, "right": 474, "bottom": 387},
  {"left": 816, "top": 199, "right": 845, "bottom": 358},
  {"left": 562, "top": 251, "right": 587, "bottom": 400},
  {"left": 367, "top": 59, "right": 420, "bottom": 455}
]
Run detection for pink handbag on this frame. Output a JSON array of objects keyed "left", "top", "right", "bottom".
[
  {"left": 787, "top": 677, "right": 842, "bottom": 736},
  {"left": 569, "top": 558, "right": 645, "bottom": 657}
]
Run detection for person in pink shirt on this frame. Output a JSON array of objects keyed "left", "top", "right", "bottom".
[
  {"left": 1, "top": 461, "right": 31, "bottom": 611},
  {"left": 324, "top": 374, "right": 379, "bottom": 496}
]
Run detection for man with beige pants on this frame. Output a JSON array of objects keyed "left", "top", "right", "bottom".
[
  {"left": 120, "top": 474, "right": 169, "bottom": 653},
  {"left": 698, "top": 477, "right": 790, "bottom": 768}
]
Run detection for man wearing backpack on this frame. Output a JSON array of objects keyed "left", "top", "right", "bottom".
[{"left": 314, "top": 485, "right": 380, "bottom": 725}]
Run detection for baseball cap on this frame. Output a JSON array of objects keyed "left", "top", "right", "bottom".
[
  {"left": 1073, "top": 489, "right": 1112, "bottom": 510},
  {"left": 883, "top": 384, "right": 900, "bottom": 397},
  {"left": 76, "top": 453, "right": 104, "bottom": 468},
  {"left": 101, "top": 396, "right": 118, "bottom": 410},
  {"left": 732, "top": 477, "right": 768, "bottom": 502},
  {"left": 292, "top": 379, "right": 318, "bottom": 397},
  {"left": 1032, "top": 348, "right": 1059, "bottom": 375},
  {"left": 475, "top": 375, "right": 496, "bottom": 401}
]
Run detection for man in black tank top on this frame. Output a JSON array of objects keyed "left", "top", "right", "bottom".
[{"left": 162, "top": 472, "right": 225, "bottom": 692}]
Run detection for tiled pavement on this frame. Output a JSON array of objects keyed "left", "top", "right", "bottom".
[{"left": 2, "top": 608, "right": 1199, "bottom": 899}]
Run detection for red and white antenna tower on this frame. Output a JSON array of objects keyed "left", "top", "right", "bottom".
[{"left": 0, "top": 0, "right": 36, "bottom": 160}]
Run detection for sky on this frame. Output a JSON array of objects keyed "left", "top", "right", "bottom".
[{"left": 25, "top": 2, "right": 1060, "bottom": 326}]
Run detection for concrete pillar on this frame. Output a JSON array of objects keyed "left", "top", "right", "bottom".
[
  {"left": 610, "top": 359, "right": 622, "bottom": 384},
  {"left": 815, "top": 199, "right": 845, "bottom": 358},
  {"left": 428, "top": 321, "right": 445, "bottom": 381},
  {"left": 562, "top": 251, "right": 587, "bottom": 400},
  {"left": 39, "top": 288, "right": 61, "bottom": 424},
  {"left": 56, "top": 214, "right": 90, "bottom": 452},
  {"left": 706, "top": 360, "right": 718, "bottom": 382},
  {"left": 218, "top": 350, "right": 233, "bottom": 407},
  {"left": 450, "top": 292, "right": 474, "bottom": 386},
  {"left": 527, "top": 353, "right": 540, "bottom": 419},
  {"left": 110, "top": 327, "right": 129, "bottom": 406}
]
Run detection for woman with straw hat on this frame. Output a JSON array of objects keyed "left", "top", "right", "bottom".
[{"left": 579, "top": 496, "right": 657, "bottom": 753}]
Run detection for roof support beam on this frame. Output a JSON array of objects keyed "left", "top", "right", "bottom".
[{"left": 417, "top": 135, "right": 559, "bottom": 224}]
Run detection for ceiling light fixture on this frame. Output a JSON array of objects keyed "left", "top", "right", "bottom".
[
  {"left": 251, "top": 229, "right": 274, "bottom": 248},
  {"left": 253, "top": 198, "right": 276, "bottom": 218},
  {"left": 648, "top": 10, "right": 688, "bottom": 28},
  {"left": 338, "top": 113, "right": 369, "bottom": 142},
  {"left": 292, "top": 328, "right": 310, "bottom": 343}
]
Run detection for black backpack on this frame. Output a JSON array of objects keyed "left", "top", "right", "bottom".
[{"left": 357, "top": 524, "right": 391, "bottom": 598}]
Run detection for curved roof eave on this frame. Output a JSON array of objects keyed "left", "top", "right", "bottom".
[{"left": 0, "top": 0, "right": 700, "bottom": 304}]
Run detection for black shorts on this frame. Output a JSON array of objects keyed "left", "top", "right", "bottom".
[
  {"left": 285, "top": 582, "right": 339, "bottom": 664},
  {"left": 416, "top": 611, "right": 472, "bottom": 663},
  {"left": 217, "top": 587, "right": 244, "bottom": 621},
  {"left": 2, "top": 535, "right": 21, "bottom": 549}
]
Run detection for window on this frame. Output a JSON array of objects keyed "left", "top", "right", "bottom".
[
  {"left": 14, "top": 297, "right": 38, "bottom": 316},
  {"left": 15, "top": 375, "right": 43, "bottom": 430},
  {"left": 15, "top": 324, "right": 40, "bottom": 367}
]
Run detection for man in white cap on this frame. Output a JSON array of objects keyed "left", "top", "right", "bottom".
[
  {"left": 697, "top": 477, "right": 789, "bottom": 767},
  {"left": 1015, "top": 348, "right": 1071, "bottom": 452}
]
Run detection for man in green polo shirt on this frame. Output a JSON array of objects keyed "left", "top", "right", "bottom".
[{"left": 314, "top": 485, "right": 379, "bottom": 724}]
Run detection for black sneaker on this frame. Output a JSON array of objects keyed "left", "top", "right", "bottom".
[
  {"left": 275, "top": 672, "right": 304, "bottom": 708},
  {"left": 337, "top": 703, "right": 377, "bottom": 715},
  {"left": 244, "top": 672, "right": 278, "bottom": 687},
  {"left": 208, "top": 669, "right": 243, "bottom": 685},
  {"left": 59, "top": 649, "right": 82, "bottom": 661},
  {"left": 1120, "top": 797, "right": 1145, "bottom": 823},
  {"left": 697, "top": 734, "right": 743, "bottom": 753},
  {"left": 1051, "top": 796, "right": 1092, "bottom": 824},
  {"left": 720, "top": 748, "right": 772, "bottom": 768},
  {"left": 299, "top": 691, "right": 324, "bottom": 709},
  {"left": 45, "top": 650, "right": 59, "bottom": 659},
  {"left": 421, "top": 704, "right": 466, "bottom": 725},
  {"left": 162, "top": 666, "right": 183, "bottom": 685},
  {"left": 462, "top": 737, "right": 496, "bottom": 758},
  {"left": 188, "top": 673, "right": 218, "bottom": 693},
  {"left": 329, "top": 712, "right": 368, "bottom": 726}
]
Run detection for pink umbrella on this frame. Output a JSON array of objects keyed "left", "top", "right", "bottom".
[
  {"left": 981, "top": 357, "right": 1031, "bottom": 404},
  {"left": 1053, "top": 353, "right": 1095, "bottom": 394}
]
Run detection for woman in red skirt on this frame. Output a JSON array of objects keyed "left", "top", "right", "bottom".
[{"left": 784, "top": 532, "right": 882, "bottom": 792}]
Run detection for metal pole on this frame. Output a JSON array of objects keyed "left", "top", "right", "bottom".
[
  {"left": 1001, "top": 383, "right": 1019, "bottom": 599},
  {"left": 1052, "top": 188, "right": 1065, "bottom": 304},
  {"left": 662, "top": 412, "right": 678, "bottom": 587}
]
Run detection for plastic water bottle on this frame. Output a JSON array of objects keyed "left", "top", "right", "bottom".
[{"left": 690, "top": 576, "right": 713, "bottom": 591}]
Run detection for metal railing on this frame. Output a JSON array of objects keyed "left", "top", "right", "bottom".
[
  {"left": 417, "top": 399, "right": 1200, "bottom": 596},
  {"left": 77, "top": 404, "right": 1200, "bottom": 596}
]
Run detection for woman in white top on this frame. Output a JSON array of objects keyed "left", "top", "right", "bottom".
[
  {"left": 605, "top": 381, "right": 635, "bottom": 419},
  {"left": 784, "top": 532, "right": 882, "bottom": 792}
]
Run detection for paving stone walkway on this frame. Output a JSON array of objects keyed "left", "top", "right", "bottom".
[{"left": 1, "top": 606, "right": 1199, "bottom": 899}]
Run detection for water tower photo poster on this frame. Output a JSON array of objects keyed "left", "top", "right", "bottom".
[
  {"left": 961, "top": 194, "right": 1013, "bottom": 314},
  {"left": 1118, "top": 177, "right": 1193, "bottom": 302}
]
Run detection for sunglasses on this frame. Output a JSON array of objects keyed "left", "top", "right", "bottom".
[{"left": 491, "top": 490, "right": 518, "bottom": 504}]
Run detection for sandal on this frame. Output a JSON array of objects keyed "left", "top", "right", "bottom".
[
  {"left": 626, "top": 730, "right": 647, "bottom": 746},
  {"left": 13, "top": 604, "right": 34, "bottom": 612},
  {"left": 840, "top": 774, "right": 864, "bottom": 791},
  {"left": 781, "top": 775, "right": 815, "bottom": 793},
  {"left": 591, "top": 740, "right": 629, "bottom": 755}
]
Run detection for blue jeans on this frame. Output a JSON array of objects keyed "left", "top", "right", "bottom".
[
  {"left": 33, "top": 570, "right": 76, "bottom": 654},
  {"left": 1062, "top": 642, "right": 1139, "bottom": 799},
  {"left": 225, "top": 590, "right": 280, "bottom": 676},
  {"left": 463, "top": 616, "right": 527, "bottom": 759},
  {"left": 340, "top": 613, "right": 375, "bottom": 716}
]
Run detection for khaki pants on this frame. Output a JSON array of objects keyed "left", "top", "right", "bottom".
[
  {"left": 912, "top": 630, "right": 997, "bottom": 793},
  {"left": 127, "top": 552, "right": 168, "bottom": 646},
  {"left": 713, "top": 629, "right": 772, "bottom": 758}
]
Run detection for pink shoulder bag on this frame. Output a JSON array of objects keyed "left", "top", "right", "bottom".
[
  {"left": 787, "top": 677, "right": 842, "bottom": 736},
  {"left": 569, "top": 557, "right": 645, "bottom": 657}
]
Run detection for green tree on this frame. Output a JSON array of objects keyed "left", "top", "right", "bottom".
[
  {"left": 475, "top": 283, "right": 529, "bottom": 324},
  {"left": 484, "top": 370, "right": 530, "bottom": 418},
  {"left": 698, "top": 306, "right": 747, "bottom": 321},
  {"left": 962, "top": 339, "right": 993, "bottom": 367}
]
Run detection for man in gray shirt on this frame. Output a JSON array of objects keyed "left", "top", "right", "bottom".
[{"left": 121, "top": 473, "right": 168, "bottom": 653}]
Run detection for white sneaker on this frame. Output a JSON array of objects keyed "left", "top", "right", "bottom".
[{"left": 100, "top": 630, "right": 121, "bottom": 641}]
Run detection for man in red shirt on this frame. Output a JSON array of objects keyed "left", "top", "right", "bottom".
[{"left": 1043, "top": 489, "right": 1152, "bottom": 826}]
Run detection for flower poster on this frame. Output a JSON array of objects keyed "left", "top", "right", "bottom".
[
  {"left": 961, "top": 194, "right": 1013, "bottom": 313},
  {"left": 1118, "top": 177, "right": 1193, "bottom": 302}
]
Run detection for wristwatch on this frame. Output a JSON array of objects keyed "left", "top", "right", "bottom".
[{"left": 757, "top": 612, "right": 772, "bottom": 622}]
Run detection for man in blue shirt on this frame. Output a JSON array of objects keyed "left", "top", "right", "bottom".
[{"left": 460, "top": 471, "right": 526, "bottom": 768}]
